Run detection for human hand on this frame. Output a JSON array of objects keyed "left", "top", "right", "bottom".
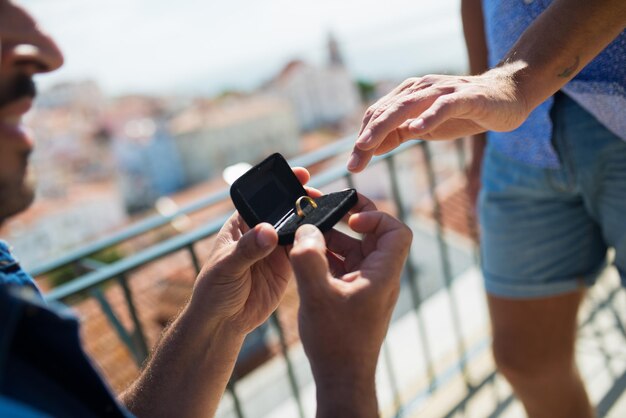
[
  {"left": 288, "top": 194, "right": 412, "bottom": 417},
  {"left": 189, "top": 167, "right": 322, "bottom": 336},
  {"left": 123, "top": 169, "right": 320, "bottom": 418},
  {"left": 347, "top": 64, "right": 530, "bottom": 172}
]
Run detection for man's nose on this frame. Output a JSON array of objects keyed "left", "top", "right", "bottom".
[{"left": 8, "top": 31, "right": 64, "bottom": 75}]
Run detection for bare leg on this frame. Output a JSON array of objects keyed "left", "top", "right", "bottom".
[{"left": 488, "top": 290, "right": 594, "bottom": 418}]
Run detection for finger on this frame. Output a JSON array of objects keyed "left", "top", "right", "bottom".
[
  {"left": 346, "top": 146, "right": 374, "bottom": 173},
  {"left": 350, "top": 192, "right": 378, "bottom": 214},
  {"left": 407, "top": 94, "right": 467, "bottom": 137},
  {"left": 348, "top": 93, "right": 433, "bottom": 172},
  {"left": 236, "top": 213, "right": 251, "bottom": 234},
  {"left": 350, "top": 81, "right": 425, "bottom": 172},
  {"left": 348, "top": 212, "right": 412, "bottom": 284},
  {"left": 372, "top": 121, "right": 417, "bottom": 156},
  {"left": 323, "top": 230, "right": 367, "bottom": 274},
  {"left": 292, "top": 167, "right": 310, "bottom": 186},
  {"left": 221, "top": 223, "right": 278, "bottom": 275},
  {"left": 220, "top": 211, "right": 246, "bottom": 237},
  {"left": 349, "top": 210, "right": 405, "bottom": 236},
  {"left": 355, "top": 92, "right": 437, "bottom": 152},
  {"left": 358, "top": 105, "right": 376, "bottom": 138},
  {"left": 324, "top": 228, "right": 361, "bottom": 259},
  {"left": 292, "top": 167, "right": 323, "bottom": 198},
  {"left": 363, "top": 76, "right": 427, "bottom": 135},
  {"left": 337, "top": 191, "right": 377, "bottom": 224},
  {"left": 348, "top": 211, "right": 412, "bottom": 252},
  {"left": 289, "top": 224, "right": 331, "bottom": 297},
  {"left": 326, "top": 250, "right": 347, "bottom": 277},
  {"left": 357, "top": 83, "right": 405, "bottom": 136},
  {"left": 304, "top": 186, "right": 323, "bottom": 198}
]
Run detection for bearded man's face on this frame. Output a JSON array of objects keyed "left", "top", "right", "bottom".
[{"left": 0, "top": 0, "right": 63, "bottom": 223}]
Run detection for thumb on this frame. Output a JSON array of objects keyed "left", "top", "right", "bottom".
[
  {"left": 289, "top": 224, "right": 331, "bottom": 298},
  {"left": 223, "top": 223, "right": 278, "bottom": 275}
]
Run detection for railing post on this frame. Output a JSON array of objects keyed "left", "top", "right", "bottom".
[
  {"left": 187, "top": 243, "right": 202, "bottom": 274},
  {"left": 269, "top": 312, "right": 306, "bottom": 418},
  {"left": 346, "top": 172, "right": 355, "bottom": 190},
  {"left": 90, "top": 287, "right": 146, "bottom": 366},
  {"left": 454, "top": 138, "right": 480, "bottom": 262},
  {"left": 227, "top": 378, "right": 246, "bottom": 418},
  {"left": 420, "top": 142, "right": 471, "bottom": 387},
  {"left": 82, "top": 258, "right": 149, "bottom": 366},
  {"left": 385, "top": 155, "right": 437, "bottom": 388},
  {"left": 382, "top": 341, "right": 403, "bottom": 414},
  {"left": 117, "top": 275, "right": 150, "bottom": 364}
]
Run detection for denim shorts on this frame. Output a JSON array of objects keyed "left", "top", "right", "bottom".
[{"left": 479, "top": 93, "right": 626, "bottom": 298}]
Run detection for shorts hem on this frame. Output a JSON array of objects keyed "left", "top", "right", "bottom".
[{"left": 483, "top": 260, "right": 606, "bottom": 299}]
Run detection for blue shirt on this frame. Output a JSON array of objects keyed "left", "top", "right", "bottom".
[
  {"left": 0, "top": 241, "right": 42, "bottom": 297},
  {"left": 482, "top": 0, "right": 626, "bottom": 168},
  {"left": 0, "top": 241, "right": 133, "bottom": 418}
]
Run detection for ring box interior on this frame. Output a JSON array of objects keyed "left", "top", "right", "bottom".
[{"left": 230, "top": 153, "right": 358, "bottom": 245}]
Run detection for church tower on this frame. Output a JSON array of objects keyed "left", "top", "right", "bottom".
[{"left": 327, "top": 32, "right": 345, "bottom": 67}]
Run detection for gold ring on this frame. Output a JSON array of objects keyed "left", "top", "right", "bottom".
[{"left": 295, "top": 196, "right": 317, "bottom": 218}]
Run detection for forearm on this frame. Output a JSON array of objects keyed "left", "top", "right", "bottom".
[
  {"left": 310, "top": 348, "right": 381, "bottom": 418},
  {"left": 461, "top": 0, "right": 488, "bottom": 75},
  {"left": 462, "top": 0, "right": 488, "bottom": 171},
  {"left": 314, "top": 372, "right": 378, "bottom": 418},
  {"left": 120, "top": 304, "right": 245, "bottom": 418},
  {"left": 493, "top": 0, "right": 626, "bottom": 111}
]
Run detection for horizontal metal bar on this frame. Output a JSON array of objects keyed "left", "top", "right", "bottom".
[
  {"left": 29, "top": 189, "right": 231, "bottom": 277},
  {"left": 44, "top": 215, "right": 230, "bottom": 302},
  {"left": 306, "top": 140, "right": 422, "bottom": 189},
  {"left": 287, "top": 135, "right": 355, "bottom": 167}
]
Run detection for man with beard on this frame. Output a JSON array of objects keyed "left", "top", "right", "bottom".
[{"left": 0, "top": 1, "right": 413, "bottom": 417}]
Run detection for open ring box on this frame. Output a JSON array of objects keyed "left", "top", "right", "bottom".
[{"left": 230, "top": 153, "right": 358, "bottom": 245}]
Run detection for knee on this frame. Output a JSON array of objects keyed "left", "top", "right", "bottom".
[
  {"left": 491, "top": 334, "right": 574, "bottom": 385},
  {"left": 492, "top": 337, "right": 534, "bottom": 382}
]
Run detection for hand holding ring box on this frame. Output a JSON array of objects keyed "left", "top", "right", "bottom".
[{"left": 230, "top": 153, "right": 358, "bottom": 245}]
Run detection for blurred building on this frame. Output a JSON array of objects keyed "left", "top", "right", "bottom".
[
  {"left": 0, "top": 182, "right": 126, "bottom": 270},
  {"left": 28, "top": 81, "right": 114, "bottom": 198},
  {"left": 263, "top": 33, "right": 361, "bottom": 131},
  {"left": 169, "top": 96, "right": 299, "bottom": 185},
  {"left": 112, "top": 119, "right": 185, "bottom": 213},
  {"left": 105, "top": 96, "right": 186, "bottom": 213}
]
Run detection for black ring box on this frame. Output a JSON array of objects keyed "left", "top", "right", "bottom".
[{"left": 230, "top": 153, "right": 358, "bottom": 245}]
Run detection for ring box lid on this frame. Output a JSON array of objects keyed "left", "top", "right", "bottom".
[{"left": 230, "top": 153, "right": 357, "bottom": 245}]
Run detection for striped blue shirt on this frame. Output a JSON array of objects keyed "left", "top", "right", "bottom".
[{"left": 482, "top": 0, "right": 626, "bottom": 168}]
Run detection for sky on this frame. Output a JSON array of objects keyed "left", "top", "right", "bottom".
[{"left": 22, "top": 0, "right": 468, "bottom": 97}]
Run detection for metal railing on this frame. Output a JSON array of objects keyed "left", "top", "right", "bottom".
[{"left": 33, "top": 135, "right": 625, "bottom": 418}]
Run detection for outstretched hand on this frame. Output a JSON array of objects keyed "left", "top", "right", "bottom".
[{"left": 347, "top": 65, "right": 530, "bottom": 172}]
